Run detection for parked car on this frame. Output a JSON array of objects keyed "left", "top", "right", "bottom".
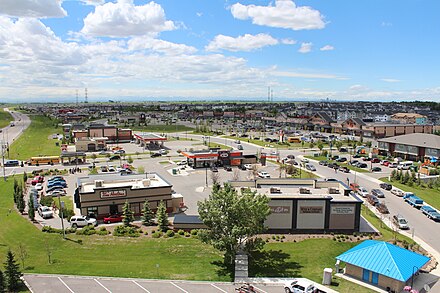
[
  {"left": 362, "top": 157, "right": 372, "bottom": 161},
  {"left": 37, "top": 206, "right": 53, "bottom": 219},
  {"left": 391, "top": 188, "right": 404, "bottom": 197},
  {"left": 35, "top": 183, "right": 43, "bottom": 191},
  {"left": 383, "top": 161, "right": 391, "bottom": 167},
  {"left": 243, "top": 164, "right": 253, "bottom": 170},
  {"left": 114, "top": 149, "right": 125, "bottom": 154},
  {"left": 46, "top": 185, "right": 65, "bottom": 193},
  {"left": 349, "top": 183, "right": 360, "bottom": 192},
  {"left": 357, "top": 187, "right": 369, "bottom": 198},
  {"left": 357, "top": 163, "right": 368, "bottom": 168},
  {"left": 100, "top": 166, "right": 108, "bottom": 172},
  {"left": 388, "top": 162, "right": 398, "bottom": 168},
  {"left": 336, "top": 157, "right": 347, "bottom": 162},
  {"left": 257, "top": 171, "right": 270, "bottom": 178},
  {"left": 99, "top": 150, "right": 108, "bottom": 155},
  {"left": 371, "top": 158, "right": 380, "bottom": 163},
  {"left": 300, "top": 158, "right": 309, "bottom": 163},
  {"left": 287, "top": 155, "right": 295, "bottom": 159},
  {"left": 371, "top": 189, "right": 385, "bottom": 198},
  {"left": 339, "top": 147, "right": 348, "bottom": 153},
  {"left": 367, "top": 194, "right": 379, "bottom": 206},
  {"left": 109, "top": 155, "right": 121, "bottom": 160},
  {"left": 284, "top": 279, "right": 316, "bottom": 293},
  {"left": 177, "top": 160, "right": 187, "bottom": 166},
  {"left": 319, "top": 160, "right": 328, "bottom": 166},
  {"left": 31, "top": 176, "right": 44, "bottom": 185},
  {"left": 47, "top": 181, "right": 67, "bottom": 188},
  {"left": 70, "top": 215, "right": 97, "bottom": 228},
  {"left": 371, "top": 167, "right": 382, "bottom": 172},
  {"left": 47, "top": 189, "right": 66, "bottom": 197},
  {"left": 380, "top": 160, "right": 388, "bottom": 165},
  {"left": 349, "top": 160, "right": 359, "bottom": 166},
  {"left": 305, "top": 164, "right": 316, "bottom": 171},
  {"left": 376, "top": 202, "right": 389, "bottom": 214},
  {"left": 4, "top": 160, "right": 20, "bottom": 167},
  {"left": 393, "top": 214, "right": 409, "bottom": 229},
  {"left": 48, "top": 176, "right": 64, "bottom": 182},
  {"left": 237, "top": 145, "right": 244, "bottom": 150},
  {"left": 150, "top": 153, "right": 161, "bottom": 158},
  {"left": 103, "top": 214, "right": 123, "bottom": 224},
  {"left": 224, "top": 166, "right": 232, "bottom": 171},
  {"left": 379, "top": 183, "right": 392, "bottom": 191},
  {"left": 339, "top": 166, "right": 350, "bottom": 173},
  {"left": 158, "top": 149, "right": 167, "bottom": 155}
]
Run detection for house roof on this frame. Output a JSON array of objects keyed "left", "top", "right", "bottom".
[
  {"left": 336, "top": 240, "right": 430, "bottom": 282},
  {"left": 378, "top": 133, "right": 440, "bottom": 150},
  {"left": 316, "top": 112, "right": 336, "bottom": 123}
]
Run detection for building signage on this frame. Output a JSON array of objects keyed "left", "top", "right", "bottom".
[
  {"left": 270, "top": 206, "right": 290, "bottom": 214},
  {"left": 299, "top": 206, "right": 323, "bottom": 214},
  {"left": 219, "top": 153, "right": 229, "bottom": 158},
  {"left": 331, "top": 206, "right": 355, "bottom": 215},
  {"left": 100, "top": 190, "right": 126, "bottom": 199}
]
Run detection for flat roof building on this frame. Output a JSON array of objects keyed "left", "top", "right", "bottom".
[
  {"left": 229, "top": 178, "right": 363, "bottom": 233},
  {"left": 181, "top": 149, "right": 257, "bottom": 168},
  {"left": 74, "top": 173, "right": 183, "bottom": 219},
  {"left": 377, "top": 133, "right": 440, "bottom": 161},
  {"left": 133, "top": 132, "right": 167, "bottom": 149}
]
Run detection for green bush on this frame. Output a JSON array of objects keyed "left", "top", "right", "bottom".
[
  {"left": 184, "top": 232, "right": 191, "bottom": 237},
  {"left": 113, "top": 225, "right": 140, "bottom": 237},
  {"left": 165, "top": 230, "right": 175, "bottom": 238},
  {"left": 152, "top": 231, "right": 162, "bottom": 238},
  {"left": 76, "top": 226, "right": 97, "bottom": 235},
  {"left": 97, "top": 227, "right": 110, "bottom": 235},
  {"left": 177, "top": 229, "right": 185, "bottom": 235},
  {"left": 39, "top": 196, "right": 53, "bottom": 207},
  {"left": 190, "top": 229, "right": 198, "bottom": 236},
  {"left": 60, "top": 208, "right": 75, "bottom": 220}
]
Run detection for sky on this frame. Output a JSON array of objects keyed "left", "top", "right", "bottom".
[{"left": 0, "top": 0, "right": 439, "bottom": 102}]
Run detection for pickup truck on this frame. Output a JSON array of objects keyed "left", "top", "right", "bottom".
[{"left": 404, "top": 194, "right": 424, "bottom": 209}]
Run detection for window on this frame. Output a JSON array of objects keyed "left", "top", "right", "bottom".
[{"left": 87, "top": 207, "right": 98, "bottom": 217}]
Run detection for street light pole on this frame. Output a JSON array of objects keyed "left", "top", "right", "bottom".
[{"left": 58, "top": 194, "right": 66, "bottom": 239}]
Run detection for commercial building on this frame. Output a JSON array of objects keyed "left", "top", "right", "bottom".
[
  {"left": 181, "top": 149, "right": 257, "bottom": 168},
  {"left": 377, "top": 133, "right": 440, "bottom": 161},
  {"left": 73, "top": 124, "right": 132, "bottom": 143},
  {"left": 391, "top": 113, "right": 428, "bottom": 124},
  {"left": 336, "top": 240, "right": 430, "bottom": 292},
  {"left": 133, "top": 132, "right": 167, "bottom": 149},
  {"left": 229, "top": 178, "right": 362, "bottom": 233},
  {"left": 75, "top": 137, "right": 108, "bottom": 152},
  {"left": 74, "top": 173, "right": 184, "bottom": 219}
]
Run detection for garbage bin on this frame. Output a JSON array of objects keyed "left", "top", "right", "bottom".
[
  {"left": 172, "top": 169, "right": 177, "bottom": 175},
  {"left": 322, "top": 268, "right": 333, "bottom": 285}
]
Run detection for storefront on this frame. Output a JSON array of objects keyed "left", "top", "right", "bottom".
[
  {"left": 74, "top": 173, "right": 184, "bottom": 219},
  {"left": 181, "top": 149, "right": 257, "bottom": 168}
]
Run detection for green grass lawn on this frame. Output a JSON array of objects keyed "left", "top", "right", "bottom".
[
  {"left": 131, "top": 124, "right": 194, "bottom": 133},
  {"left": 380, "top": 178, "right": 440, "bottom": 210},
  {"left": 0, "top": 108, "right": 13, "bottom": 129},
  {"left": 9, "top": 115, "right": 62, "bottom": 160},
  {"left": 268, "top": 160, "right": 318, "bottom": 179}
]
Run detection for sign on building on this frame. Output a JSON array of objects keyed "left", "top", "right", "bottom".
[
  {"left": 100, "top": 189, "right": 126, "bottom": 199},
  {"left": 331, "top": 206, "right": 355, "bottom": 215}
]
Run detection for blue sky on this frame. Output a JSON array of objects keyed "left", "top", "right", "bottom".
[{"left": 0, "top": 0, "right": 439, "bottom": 102}]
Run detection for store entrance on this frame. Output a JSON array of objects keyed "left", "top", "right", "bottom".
[{"left": 110, "top": 204, "right": 118, "bottom": 215}]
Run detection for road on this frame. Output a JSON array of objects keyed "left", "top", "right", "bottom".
[{"left": 1, "top": 108, "right": 31, "bottom": 145}]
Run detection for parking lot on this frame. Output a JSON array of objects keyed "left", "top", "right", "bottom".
[{"left": 24, "top": 275, "right": 283, "bottom": 293}]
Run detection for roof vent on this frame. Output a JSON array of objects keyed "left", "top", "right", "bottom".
[
  {"left": 95, "top": 180, "right": 104, "bottom": 188},
  {"left": 142, "top": 179, "right": 151, "bottom": 187}
]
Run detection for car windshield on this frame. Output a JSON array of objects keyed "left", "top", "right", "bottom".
[{"left": 399, "top": 219, "right": 407, "bottom": 224}]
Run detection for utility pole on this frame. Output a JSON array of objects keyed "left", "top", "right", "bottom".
[{"left": 1, "top": 142, "right": 6, "bottom": 181}]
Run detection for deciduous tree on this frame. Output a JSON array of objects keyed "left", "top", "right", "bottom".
[{"left": 198, "top": 183, "right": 270, "bottom": 265}]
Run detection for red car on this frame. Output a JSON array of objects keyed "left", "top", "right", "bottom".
[
  {"left": 383, "top": 161, "right": 391, "bottom": 166},
  {"left": 103, "top": 214, "right": 123, "bottom": 224},
  {"left": 371, "top": 158, "right": 380, "bottom": 163},
  {"left": 31, "top": 176, "right": 44, "bottom": 185}
]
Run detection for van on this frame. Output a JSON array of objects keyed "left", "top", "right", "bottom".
[
  {"left": 398, "top": 161, "right": 413, "bottom": 170},
  {"left": 393, "top": 214, "right": 409, "bottom": 230},
  {"left": 4, "top": 160, "right": 20, "bottom": 167}
]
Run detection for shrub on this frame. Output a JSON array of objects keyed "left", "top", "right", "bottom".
[
  {"left": 144, "top": 231, "right": 149, "bottom": 235},
  {"left": 40, "top": 196, "right": 53, "bottom": 207},
  {"left": 76, "top": 226, "right": 96, "bottom": 236},
  {"left": 190, "top": 229, "right": 198, "bottom": 236},
  {"left": 184, "top": 232, "right": 191, "bottom": 237},
  {"left": 152, "top": 231, "right": 162, "bottom": 238},
  {"left": 113, "top": 225, "right": 140, "bottom": 237},
  {"left": 165, "top": 230, "right": 175, "bottom": 238},
  {"left": 60, "top": 208, "right": 74, "bottom": 220},
  {"left": 97, "top": 227, "right": 110, "bottom": 235},
  {"left": 177, "top": 229, "right": 185, "bottom": 235}
]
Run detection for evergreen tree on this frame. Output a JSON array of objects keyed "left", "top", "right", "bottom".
[
  {"left": 28, "top": 197, "right": 35, "bottom": 221},
  {"left": 141, "top": 199, "right": 154, "bottom": 226},
  {"left": 23, "top": 172, "right": 27, "bottom": 185},
  {"left": 156, "top": 201, "right": 169, "bottom": 232},
  {"left": 4, "top": 250, "right": 22, "bottom": 292},
  {"left": 16, "top": 185, "right": 25, "bottom": 214},
  {"left": 391, "top": 169, "right": 397, "bottom": 180},
  {"left": 411, "top": 170, "right": 417, "bottom": 182},
  {"left": 122, "top": 201, "right": 134, "bottom": 227},
  {"left": 13, "top": 179, "right": 18, "bottom": 204},
  {"left": 403, "top": 171, "right": 410, "bottom": 184},
  {"left": 127, "top": 156, "right": 133, "bottom": 164},
  {"left": 0, "top": 270, "right": 5, "bottom": 293}
]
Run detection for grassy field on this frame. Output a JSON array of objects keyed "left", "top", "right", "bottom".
[
  {"left": 381, "top": 178, "right": 440, "bottom": 210},
  {"left": 131, "top": 124, "right": 194, "bottom": 133},
  {"left": 0, "top": 108, "right": 13, "bottom": 129},
  {"left": 9, "top": 115, "right": 61, "bottom": 160}
]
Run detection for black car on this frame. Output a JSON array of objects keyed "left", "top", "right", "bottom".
[
  {"left": 362, "top": 157, "right": 372, "bottom": 161},
  {"left": 239, "top": 165, "right": 247, "bottom": 170},
  {"left": 371, "top": 167, "right": 382, "bottom": 172},
  {"left": 357, "top": 163, "right": 368, "bottom": 168},
  {"left": 151, "top": 153, "right": 162, "bottom": 158},
  {"left": 380, "top": 182, "right": 392, "bottom": 190},
  {"left": 287, "top": 155, "right": 295, "bottom": 159},
  {"left": 108, "top": 155, "right": 121, "bottom": 161},
  {"left": 224, "top": 166, "right": 232, "bottom": 171},
  {"left": 350, "top": 160, "right": 359, "bottom": 166},
  {"left": 336, "top": 157, "right": 347, "bottom": 162},
  {"left": 339, "top": 166, "right": 350, "bottom": 173},
  {"left": 339, "top": 147, "right": 348, "bottom": 153},
  {"left": 371, "top": 188, "right": 385, "bottom": 198},
  {"left": 319, "top": 160, "right": 328, "bottom": 166},
  {"left": 211, "top": 166, "right": 218, "bottom": 172},
  {"left": 353, "top": 154, "right": 361, "bottom": 158},
  {"left": 332, "top": 155, "right": 340, "bottom": 160}
]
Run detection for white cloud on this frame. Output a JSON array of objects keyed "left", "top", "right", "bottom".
[
  {"left": 128, "top": 37, "right": 197, "bottom": 55},
  {"left": 81, "top": 0, "right": 175, "bottom": 37},
  {"left": 320, "top": 45, "right": 334, "bottom": 51},
  {"left": 381, "top": 21, "right": 392, "bottom": 27},
  {"left": 298, "top": 42, "right": 312, "bottom": 53},
  {"left": 206, "top": 33, "right": 278, "bottom": 52},
  {"left": 0, "top": 0, "right": 66, "bottom": 18},
  {"left": 81, "top": 0, "right": 106, "bottom": 6},
  {"left": 272, "top": 70, "right": 348, "bottom": 80},
  {"left": 349, "top": 84, "right": 369, "bottom": 91},
  {"left": 381, "top": 78, "right": 401, "bottom": 83},
  {"left": 196, "top": 12, "right": 203, "bottom": 17},
  {"left": 281, "top": 38, "right": 297, "bottom": 45},
  {"left": 231, "top": 0, "right": 325, "bottom": 30}
]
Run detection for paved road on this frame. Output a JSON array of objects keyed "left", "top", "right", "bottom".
[
  {"left": 1, "top": 108, "right": 31, "bottom": 145},
  {"left": 23, "top": 274, "right": 283, "bottom": 293}
]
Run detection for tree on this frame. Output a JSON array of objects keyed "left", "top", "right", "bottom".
[
  {"left": 0, "top": 269, "right": 5, "bottom": 293},
  {"left": 156, "top": 201, "right": 169, "bottom": 232},
  {"left": 317, "top": 142, "right": 324, "bottom": 155},
  {"left": 127, "top": 156, "right": 134, "bottom": 164},
  {"left": 28, "top": 197, "right": 35, "bottom": 221},
  {"left": 141, "top": 199, "right": 154, "bottom": 226},
  {"left": 122, "top": 201, "right": 134, "bottom": 227},
  {"left": 277, "top": 163, "right": 286, "bottom": 178},
  {"left": 13, "top": 179, "right": 19, "bottom": 204},
  {"left": 16, "top": 185, "right": 25, "bottom": 214},
  {"left": 91, "top": 153, "right": 97, "bottom": 162},
  {"left": 309, "top": 142, "right": 315, "bottom": 150},
  {"left": 17, "top": 244, "right": 28, "bottom": 270},
  {"left": 138, "top": 166, "right": 145, "bottom": 174},
  {"left": 22, "top": 172, "right": 27, "bottom": 185},
  {"left": 198, "top": 183, "right": 270, "bottom": 265},
  {"left": 4, "top": 250, "right": 22, "bottom": 292}
]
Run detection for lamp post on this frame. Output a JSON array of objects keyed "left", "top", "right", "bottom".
[
  {"left": 411, "top": 266, "right": 418, "bottom": 290},
  {"left": 58, "top": 194, "right": 66, "bottom": 239},
  {"left": 204, "top": 162, "right": 208, "bottom": 187}
]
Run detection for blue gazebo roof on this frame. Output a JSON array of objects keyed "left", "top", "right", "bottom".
[{"left": 336, "top": 240, "right": 430, "bottom": 282}]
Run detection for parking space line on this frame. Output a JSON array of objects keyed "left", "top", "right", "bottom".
[
  {"left": 170, "top": 282, "right": 189, "bottom": 293},
  {"left": 58, "top": 277, "right": 75, "bottom": 293},
  {"left": 210, "top": 283, "right": 228, "bottom": 292},
  {"left": 133, "top": 280, "right": 151, "bottom": 293},
  {"left": 252, "top": 285, "right": 268, "bottom": 293},
  {"left": 94, "top": 279, "right": 111, "bottom": 292}
]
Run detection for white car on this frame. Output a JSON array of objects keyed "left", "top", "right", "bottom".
[
  {"left": 70, "top": 216, "right": 97, "bottom": 228},
  {"left": 284, "top": 279, "right": 316, "bottom": 293},
  {"left": 177, "top": 160, "right": 187, "bottom": 166},
  {"left": 391, "top": 188, "right": 404, "bottom": 197},
  {"left": 300, "top": 158, "right": 309, "bottom": 163},
  {"left": 357, "top": 187, "right": 369, "bottom": 198},
  {"left": 37, "top": 206, "right": 53, "bottom": 219},
  {"left": 47, "top": 189, "right": 67, "bottom": 197},
  {"left": 244, "top": 164, "right": 253, "bottom": 170},
  {"left": 35, "top": 183, "right": 43, "bottom": 191},
  {"left": 158, "top": 149, "right": 167, "bottom": 155},
  {"left": 305, "top": 163, "right": 316, "bottom": 171},
  {"left": 257, "top": 171, "right": 271, "bottom": 178}
]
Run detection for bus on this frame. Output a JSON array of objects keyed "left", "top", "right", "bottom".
[
  {"left": 28, "top": 156, "right": 60, "bottom": 166},
  {"left": 287, "top": 137, "right": 301, "bottom": 143}
]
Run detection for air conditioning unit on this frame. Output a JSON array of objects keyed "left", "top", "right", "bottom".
[
  {"left": 95, "top": 180, "right": 104, "bottom": 188},
  {"left": 142, "top": 179, "right": 151, "bottom": 187}
]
